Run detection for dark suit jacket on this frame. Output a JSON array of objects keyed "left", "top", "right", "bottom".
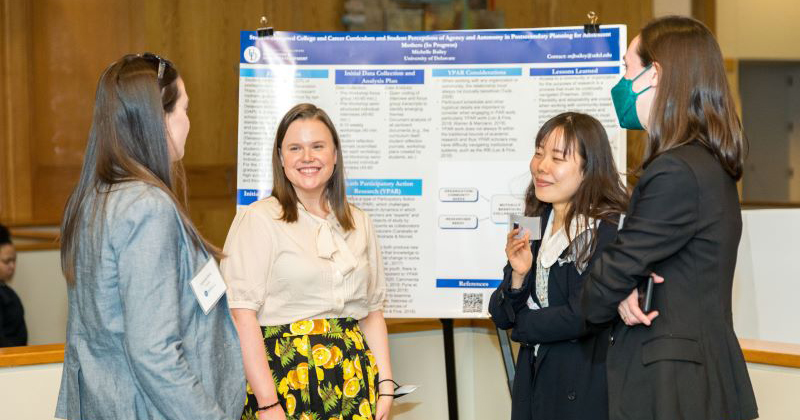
[
  {"left": 582, "top": 143, "right": 758, "bottom": 420},
  {"left": 490, "top": 206, "right": 619, "bottom": 420}
]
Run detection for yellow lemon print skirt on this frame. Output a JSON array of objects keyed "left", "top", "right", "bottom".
[{"left": 242, "top": 318, "right": 378, "bottom": 420}]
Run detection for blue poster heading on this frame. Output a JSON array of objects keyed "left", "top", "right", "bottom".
[
  {"left": 335, "top": 69, "right": 424, "bottom": 85},
  {"left": 346, "top": 179, "right": 423, "bottom": 196},
  {"left": 530, "top": 66, "right": 620, "bottom": 77},
  {"left": 436, "top": 279, "right": 502, "bottom": 288},
  {"left": 239, "top": 69, "right": 329, "bottom": 78},
  {"left": 237, "top": 189, "right": 271, "bottom": 206},
  {"left": 432, "top": 68, "right": 521, "bottom": 77},
  {"left": 239, "top": 180, "right": 422, "bottom": 205},
  {"left": 240, "top": 27, "right": 622, "bottom": 66}
]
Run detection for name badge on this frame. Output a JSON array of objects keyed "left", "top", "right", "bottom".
[{"left": 190, "top": 257, "right": 227, "bottom": 315}]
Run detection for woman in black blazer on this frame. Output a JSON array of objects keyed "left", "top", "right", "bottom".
[
  {"left": 581, "top": 16, "right": 758, "bottom": 420},
  {"left": 489, "top": 112, "right": 628, "bottom": 420}
]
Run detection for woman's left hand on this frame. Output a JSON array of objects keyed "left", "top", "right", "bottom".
[
  {"left": 374, "top": 380, "right": 395, "bottom": 420},
  {"left": 375, "top": 395, "right": 393, "bottom": 420}
]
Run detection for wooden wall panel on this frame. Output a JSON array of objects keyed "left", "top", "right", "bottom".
[
  {"left": 1, "top": 0, "right": 34, "bottom": 222},
  {"left": 692, "top": 0, "right": 715, "bottom": 34},
  {"left": 26, "top": 0, "right": 146, "bottom": 222},
  {"left": 30, "top": 0, "right": 142, "bottom": 166},
  {"left": 496, "top": 0, "right": 652, "bottom": 39}
]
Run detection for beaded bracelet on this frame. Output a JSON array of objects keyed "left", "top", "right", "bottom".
[
  {"left": 256, "top": 400, "right": 281, "bottom": 412},
  {"left": 378, "top": 378, "right": 399, "bottom": 387},
  {"left": 378, "top": 378, "right": 400, "bottom": 398}
]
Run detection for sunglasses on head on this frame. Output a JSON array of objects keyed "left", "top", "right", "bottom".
[{"left": 140, "top": 52, "right": 172, "bottom": 82}]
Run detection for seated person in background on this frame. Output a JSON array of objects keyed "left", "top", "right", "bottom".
[
  {"left": 489, "top": 112, "right": 628, "bottom": 420},
  {"left": 0, "top": 223, "right": 27, "bottom": 347}
]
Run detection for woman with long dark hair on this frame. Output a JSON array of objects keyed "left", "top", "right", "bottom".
[
  {"left": 56, "top": 54, "right": 245, "bottom": 420},
  {"left": 582, "top": 16, "right": 758, "bottom": 420},
  {"left": 221, "top": 103, "right": 394, "bottom": 420},
  {"left": 489, "top": 112, "right": 628, "bottom": 420}
]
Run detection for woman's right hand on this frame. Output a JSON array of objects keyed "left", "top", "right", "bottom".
[
  {"left": 506, "top": 228, "right": 533, "bottom": 288},
  {"left": 257, "top": 406, "right": 287, "bottom": 420}
]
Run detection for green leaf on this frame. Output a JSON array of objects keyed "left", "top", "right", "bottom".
[
  {"left": 318, "top": 382, "right": 339, "bottom": 413},
  {"left": 280, "top": 340, "right": 297, "bottom": 368},
  {"left": 341, "top": 396, "right": 358, "bottom": 416},
  {"left": 271, "top": 369, "right": 280, "bottom": 385},
  {"left": 263, "top": 325, "right": 283, "bottom": 338},
  {"left": 343, "top": 336, "right": 354, "bottom": 350},
  {"left": 322, "top": 332, "right": 342, "bottom": 341},
  {"left": 242, "top": 407, "right": 259, "bottom": 420},
  {"left": 328, "top": 318, "right": 343, "bottom": 333}
]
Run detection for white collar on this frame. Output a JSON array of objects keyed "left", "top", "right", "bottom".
[{"left": 538, "top": 213, "right": 596, "bottom": 269}]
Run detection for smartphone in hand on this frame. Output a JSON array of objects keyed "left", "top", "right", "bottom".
[{"left": 638, "top": 276, "right": 655, "bottom": 313}]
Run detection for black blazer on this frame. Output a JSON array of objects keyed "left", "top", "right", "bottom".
[
  {"left": 489, "top": 207, "right": 619, "bottom": 420},
  {"left": 582, "top": 143, "right": 758, "bottom": 420}
]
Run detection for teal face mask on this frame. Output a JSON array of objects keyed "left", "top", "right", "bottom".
[{"left": 611, "top": 65, "right": 653, "bottom": 130}]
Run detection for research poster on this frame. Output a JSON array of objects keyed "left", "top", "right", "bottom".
[{"left": 237, "top": 26, "right": 626, "bottom": 318}]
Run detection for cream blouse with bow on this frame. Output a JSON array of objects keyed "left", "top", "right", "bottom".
[{"left": 220, "top": 197, "right": 386, "bottom": 326}]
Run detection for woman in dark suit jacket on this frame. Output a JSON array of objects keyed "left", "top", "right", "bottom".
[
  {"left": 489, "top": 112, "right": 628, "bottom": 420},
  {"left": 581, "top": 16, "right": 758, "bottom": 420}
]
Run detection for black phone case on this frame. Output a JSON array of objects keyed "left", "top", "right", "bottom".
[{"left": 640, "top": 276, "right": 655, "bottom": 313}]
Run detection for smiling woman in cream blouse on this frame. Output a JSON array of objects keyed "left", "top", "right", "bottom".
[{"left": 221, "top": 103, "right": 394, "bottom": 420}]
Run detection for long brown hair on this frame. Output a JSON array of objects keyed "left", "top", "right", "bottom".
[
  {"left": 271, "top": 103, "right": 354, "bottom": 230},
  {"left": 638, "top": 16, "right": 745, "bottom": 180},
  {"left": 524, "top": 112, "right": 629, "bottom": 267},
  {"left": 60, "top": 54, "right": 221, "bottom": 284}
]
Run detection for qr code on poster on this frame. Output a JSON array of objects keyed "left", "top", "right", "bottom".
[{"left": 462, "top": 293, "right": 483, "bottom": 313}]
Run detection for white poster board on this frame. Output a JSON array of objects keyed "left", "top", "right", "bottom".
[{"left": 237, "top": 26, "right": 627, "bottom": 318}]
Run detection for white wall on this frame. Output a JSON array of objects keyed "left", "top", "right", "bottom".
[
  {"left": 733, "top": 209, "right": 800, "bottom": 344},
  {"left": 747, "top": 363, "right": 800, "bottom": 420},
  {"left": 388, "top": 327, "right": 512, "bottom": 420},
  {"left": 10, "top": 249, "right": 68, "bottom": 345},
  {"left": 0, "top": 363, "right": 62, "bottom": 419}
]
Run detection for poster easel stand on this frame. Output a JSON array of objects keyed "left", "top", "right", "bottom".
[
  {"left": 496, "top": 327, "right": 515, "bottom": 395},
  {"left": 441, "top": 319, "right": 459, "bottom": 420}
]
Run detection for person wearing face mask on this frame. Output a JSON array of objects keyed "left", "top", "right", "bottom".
[
  {"left": 221, "top": 103, "right": 394, "bottom": 420},
  {"left": 581, "top": 16, "right": 758, "bottom": 420},
  {"left": 489, "top": 112, "right": 629, "bottom": 420},
  {"left": 56, "top": 54, "right": 246, "bottom": 420}
]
